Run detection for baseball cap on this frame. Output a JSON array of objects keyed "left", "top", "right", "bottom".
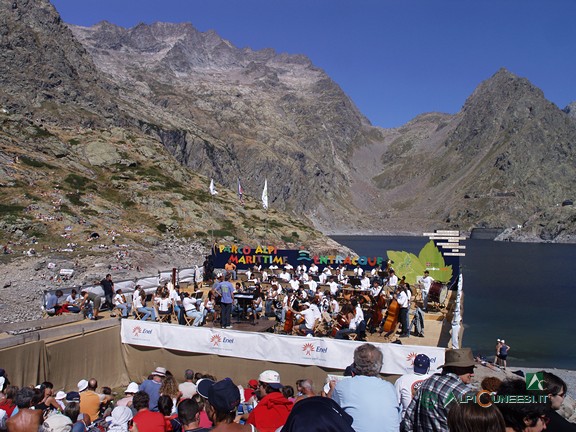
[
  {"left": 258, "top": 370, "right": 283, "bottom": 389},
  {"left": 207, "top": 378, "right": 241, "bottom": 413},
  {"left": 77, "top": 379, "right": 88, "bottom": 392},
  {"left": 196, "top": 378, "right": 215, "bottom": 398},
  {"left": 54, "top": 391, "right": 67, "bottom": 401},
  {"left": 413, "top": 354, "right": 431, "bottom": 374},
  {"left": 66, "top": 392, "right": 80, "bottom": 403},
  {"left": 248, "top": 379, "right": 258, "bottom": 389}
]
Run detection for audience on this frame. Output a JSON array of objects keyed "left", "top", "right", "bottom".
[{"left": 2, "top": 342, "right": 575, "bottom": 432}]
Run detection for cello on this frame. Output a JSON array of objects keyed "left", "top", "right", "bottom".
[{"left": 381, "top": 297, "right": 400, "bottom": 337}]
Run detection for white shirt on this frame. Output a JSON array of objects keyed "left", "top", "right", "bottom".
[
  {"left": 133, "top": 291, "right": 143, "bottom": 309},
  {"left": 394, "top": 372, "right": 432, "bottom": 416},
  {"left": 114, "top": 293, "right": 126, "bottom": 306},
  {"left": 279, "top": 271, "right": 291, "bottom": 282},
  {"left": 421, "top": 276, "right": 434, "bottom": 292},
  {"left": 354, "top": 267, "right": 364, "bottom": 277},
  {"left": 388, "top": 274, "right": 399, "bottom": 287},
  {"left": 183, "top": 296, "right": 197, "bottom": 312},
  {"left": 360, "top": 276, "right": 371, "bottom": 290},
  {"left": 158, "top": 298, "right": 171, "bottom": 312},
  {"left": 300, "top": 308, "right": 316, "bottom": 329},
  {"left": 397, "top": 291, "right": 409, "bottom": 308},
  {"left": 328, "top": 281, "right": 339, "bottom": 296},
  {"left": 297, "top": 264, "right": 307, "bottom": 273},
  {"left": 309, "top": 264, "right": 319, "bottom": 275}
]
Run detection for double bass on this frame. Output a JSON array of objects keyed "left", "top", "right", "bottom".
[
  {"left": 367, "top": 289, "right": 387, "bottom": 333},
  {"left": 381, "top": 297, "right": 400, "bottom": 336}
]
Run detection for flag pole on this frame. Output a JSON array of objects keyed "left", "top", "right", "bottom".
[{"left": 262, "top": 179, "right": 269, "bottom": 242}]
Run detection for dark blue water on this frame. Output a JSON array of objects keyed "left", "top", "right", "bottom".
[{"left": 331, "top": 235, "right": 576, "bottom": 370}]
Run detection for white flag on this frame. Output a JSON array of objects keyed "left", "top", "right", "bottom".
[
  {"left": 262, "top": 179, "right": 268, "bottom": 210},
  {"left": 209, "top": 179, "right": 218, "bottom": 196}
]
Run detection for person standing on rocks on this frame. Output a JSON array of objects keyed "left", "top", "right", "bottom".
[{"left": 100, "top": 273, "right": 115, "bottom": 310}]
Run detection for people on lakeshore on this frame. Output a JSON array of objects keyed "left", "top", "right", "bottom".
[
  {"left": 494, "top": 339, "right": 503, "bottom": 367},
  {"left": 498, "top": 339, "right": 510, "bottom": 369},
  {"left": 331, "top": 343, "right": 400, "bottom": 432},
  {"left": 401, "top": 348, "right": 475, "bottom": 431}
]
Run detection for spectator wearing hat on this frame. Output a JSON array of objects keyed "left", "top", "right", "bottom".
[
  {"left": 394, "top": 353, "right": 433, "bottom": 418},
  {"left": 117, "top": 382, "right": 139, "bottom": 409},
  {"left": 401, "top": 347, "right": 475, "bottom": 431},
  {"left": 179, "top": 369, "right": 197, "bottom": 400},
  {"left": 247, "top": 370, "right": 293, "bottom": 432},
  {"left": 6, "top": 387, "right": 43, "bottom": 432},
  {"left": 132, "top": 391, "right": 165, "bottom": 432},
  {"left": 199, "top": 378, "right": 252, "bottom": 431},
  {"left": 331, "top": 343, "right": 400, "bottom": 432},
  {"left": 243, "top": 380, "right": 258, "bottom": 405},
  {"left": 140, "top": 367, "right": 166, "bottom": 411},
  {"left": 106, "top": 406, "right": 133, "bottom": 432},
  {"left": 42, "top": 412, "right": 73, "bottom": 432},
  {"left": 54, "top": 390, "right": 67, "bottom": 411},
  {"left": 280, "top": 396, "right": 355, "bottom": 432},
  {"left": 79, "top": 378, "right": 101, "bottom": 423}
]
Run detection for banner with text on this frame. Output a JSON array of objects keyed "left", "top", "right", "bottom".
[{"left": 121, "top": 320, "right": 444, "bottom": 375}]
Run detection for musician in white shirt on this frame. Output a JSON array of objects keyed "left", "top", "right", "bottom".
[
  {"left": 420, "top": 270, "right": 434, "bottom": 312},
  {"left": 309, "top": 263, "right": 319, "bottom": 275}
]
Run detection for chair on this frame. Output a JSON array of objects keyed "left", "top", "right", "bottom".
[
  {"left": 133, "top": 310, "right": 145, "bottom": 320},
  {"left": 158, "top": 312, "right": 172, "bottom": 323},
  {"left": 182, "top": 313, "right": 195, "bottom": 326}
]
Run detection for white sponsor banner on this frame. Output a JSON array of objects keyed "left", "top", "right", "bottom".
[{"left": 121, "top": 321, "right": 445, "bottom": 375}]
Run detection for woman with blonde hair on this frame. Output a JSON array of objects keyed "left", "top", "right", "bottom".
[{"left": 160, "top": 375, "right": 181, "bottom": 414}]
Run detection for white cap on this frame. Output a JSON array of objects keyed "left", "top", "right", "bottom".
[
  {"left": 501, "top": 339, "right": 505, "bottom": 343},
  {"left": 77, "top": 379, "right": 88, "bottom": 392},
  {"left": 55, "top": 391, "right": 67, "bottom": 400},
  {"left": 125, "top": 382, "right": 139, "bottom": 393}
]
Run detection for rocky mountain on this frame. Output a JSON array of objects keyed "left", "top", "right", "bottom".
[{"left": 1, "top": 0, "right": 576, "bottom": 250}]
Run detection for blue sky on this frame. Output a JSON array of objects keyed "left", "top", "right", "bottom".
[{"left": 51, "top": 0, "right": 576, "bottom": 128}]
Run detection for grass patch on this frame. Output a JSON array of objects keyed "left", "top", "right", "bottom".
[
  {"left": 64, "top": 174, "right": 91, "bottom": 191},
  {"left": 59, "top": 204, "right": 76, "bottom": 216},
  {"left": 213, "top": 229, "right": 233, "bottom": 238},
  {"left": 0, "top": 204, "right": 24, "bottom": 216},
  {"left": 66, "top": 192, "right": 83, "bottom": 206},
  {"left": 68, "top": 138, "right": 80, "bottom": 145},
  {"left": 31, "top": 125, "right": 53, "bottom": 138},
  {"left": 195, "top": 231, "right": 208, "bottom": 237},
  {"left": 82, "top": 208, "right": 99, "bottom": 216},
  {"left": 20, "top": 156, "right": 54, "bottom": 169}
]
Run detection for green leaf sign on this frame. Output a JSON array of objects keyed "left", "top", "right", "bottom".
[{"left": 387, "top": 240, "right": 452, "bottom": 284}]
